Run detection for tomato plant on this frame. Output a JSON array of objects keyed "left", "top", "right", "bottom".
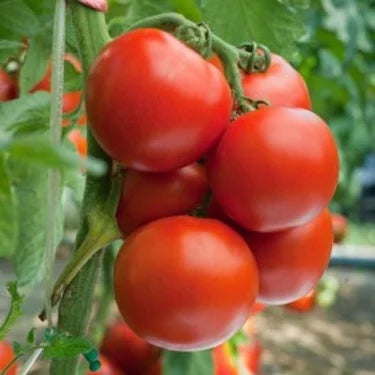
[
  {"left": 207, "top": 107, "right": 339, "bottom": 232},
  {"left": 242, "top": 54, "right": 311, "bottom": 109},
  {"left": 116, "top": 163, "right": 207, "bottom": 235},
  {"left": 101, "top": 321, "right": 160, "bottom": 374},
  {"left": 244, "top": 209, "right": 333, "bottom": 304},
  {"left": 114, "top": 216, "right": 259, "bottom": 351},
  {"left": 0, "top": 341, "right": 18, "bottom": 375},
  {"left": 86, "top": 28, "right": 232, "bottom": 172}
]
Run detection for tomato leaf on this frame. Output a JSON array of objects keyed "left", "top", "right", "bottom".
[
  {"left": 0, "top": 282, "right": 24, "bottom": 341},
  {"left": 43, "top": 333, "right": 92, "bottom": 359},
  {"left": 201, "top": 0, "right": 306, "bottom": 57},
  {"left": 0, "top": 153, "right": 17, "bottom": 258},
  {"left": 164, "top": 351, "right": 213, "bottom": 375}
]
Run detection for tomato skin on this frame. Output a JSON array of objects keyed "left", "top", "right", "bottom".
[
  {"left": 244, "top": 209, "right": 333, "bottom": 305},
  {"left": 207, "top": 107, "right": 339, "bottom": 232},
  {"left": 68, "top": 129, "right": 87, "bottom": 157},
  {"left": 213, "top": 343, "right": 238, "bottom": 375},
  {"left": 101, "top": 321, "right": 159, "bottom": 374},
  {"left": 86, "top": 28, "right": 232, "bottom": 172},
  {"left": 86, "top": 355, "right": 124, "bottom": 375},
  {"left": 114, "top": 216, "right": 259, "bottom": 351},
  {"left": 239, "top": 340, "right": 262, "bottom": 375},
  {"left": 331, "top": 213, "right": 348, "bottom": 243},
  {"left": 286, "top": 289, "right": 316, "bottom": 313},
  {"left": 0, "top": 341, "right": 18, "bottom": 375},
  {"left": 116, "top": 163, "right": 208, "bottom": 235},
  {"left": 0, "top": 70, "right": 18, "bottom": 101},
  {"left": 242, "top": 54, "right": 311, "bottom": 109}
]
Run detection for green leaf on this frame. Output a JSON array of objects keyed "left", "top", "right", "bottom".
[
  {"left": 27, "top": 328, "right": 36, "bottom": 345},
  {"left": 201, "top": 0, "right": 306, "bottom": 57},
  {"left": 0, "top": 92, "right": 50, "bottom": 134},
  {"left": 9, "top": 158, "right": 49, "bottom": 286},
  {"left": 164, "top": 351, "right": 213, "bottom": 375},
  {"left": 19, "top": 35, "right": 51, "bottom": 94},
  {"left": 169, "top": 0, "right": 202, "bottom": 21},
  {"left": 0, "top": 282, "right": 24, "bottom": 341},
  {"left": 13, "top": 341, "right": 23, "bottom": 356},
  {"left": 0, "top": 153, "right": 17, "bottom": 257},
  {"left": 0, "top": 40, "right": 24, "bottom": 50},
  {"left": 43, "top": 333, "right": 92, "bottom": 359}
]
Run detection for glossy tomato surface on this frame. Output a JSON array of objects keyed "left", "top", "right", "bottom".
[
  {"left": 0, "top": 341, "right": 18, "bottom": 375},
  {"left": 116, "top": 163, "right": 208, "bottom": 235},
  {"left": 207, "top": 107, "right": 339, "bottom": 232},
  {"left": 242, "top": 53, "right": 311, "bottom": 109},
  {"left": 114, "top": 216, "right": 259, "bottom": 351},
  {"left": 244, "top": 209, "right": 333, "bottom": 305},
  {"left": 0, "top": 70, "right": 18, "bottom": 101},
  {"left": 86, "top": 28, "right": 232, "bottom": 172},
  {"left": 86, "top": 355, "right": 124, "bottom": 375},
  {"left": 101, "top": 321, "right": 160, "bottom": 374}
]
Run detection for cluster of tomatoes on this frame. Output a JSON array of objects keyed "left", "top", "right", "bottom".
[{"left": 85, "top": 27, "right": 339, "bottom": 353}]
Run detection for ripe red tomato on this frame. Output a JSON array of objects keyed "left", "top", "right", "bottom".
[
  {"left": 0, "top": 70, "right": 18, "bottom": 101},
  {"left": 331, "top": 213, "right": 348, "bottom": 243},
  {"left": 144, "top": 360, "right": 163, "bottom": 375},
  {"left": 114, "top": 216, "right": 259, "bottom": 351},
  {"left": 86, "top": 28, "right": 232, "bottom": 172},
  {"left": 101, "top": 321, "right": 160, "bottom": 374},
  {"left": 116, "top": 163, "right": 208, "bottom": 235},
  {"left": 207, "top": 107, "right": 339, "bottom": 232},
  {"left": 244, "top": 209, "right": 333, "bottom": 305},
  {"left": 208, "top": 54, "right": 224, "bottom": 74},
  {"left": 30, "top": 53, "right": 82, "bottom": 114},
  {"left": 242, "top": 54, "right": 311, "bottom": 109},
  {"left": 286, "top": 289, "right": 316, "bottom": 313},
  {"left": 86, "top": 355, "right": 124, "bottom": 375},
  {"left": 239, "top": 339, "right": 262, "bottom": 375},
  {"left": 68, "top": 129, "right": 87, "bottom": 157},
  {"left": 213, "top": 343, "right": 238, "bottom": 375},
  {"left": 0, "top": 341, "right": 18, "bottom": 375}
]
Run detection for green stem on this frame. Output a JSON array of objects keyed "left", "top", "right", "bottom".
[
  {"left": 45, "top": 0, "right": 66, "bottom": 328},
  {"left": 127, "top": 12, "right": 253, "bottom": 112},
  {"left": 49, "top": 2, "right": 112, "bottom": 375}
]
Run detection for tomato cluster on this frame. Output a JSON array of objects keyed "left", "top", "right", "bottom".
[
  {"left": 86, "top": 28, "right": 338, "bottom": 351},
  {"left": 0, "top": 341, "right": 18, "bottom": 375}
]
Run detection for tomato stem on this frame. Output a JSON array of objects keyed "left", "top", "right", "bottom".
[
  {"left": 127, "top": 12, "right": 265, "bottom": 114},
  {"left": 49, "top": 2, "right": 114, "bottom": 374}
]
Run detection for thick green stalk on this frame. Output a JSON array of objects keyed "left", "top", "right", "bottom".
[{"left": 49, "top": 2, "right": 111, "bottom": 374}]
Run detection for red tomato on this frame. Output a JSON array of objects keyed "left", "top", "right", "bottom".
[
  {"left": 242, "top": 54, "right": 311, "bottom": 109},
  {"left": 213, "top": 343, "right": 238, "bottom": 375},
  {"left": 114, "top": 216, "right": 259, "bottom": 351},
  {"left": 86, "top": 28, "right": 232, "bottom": 172},
  {"left": 208, "top": 54, "right": 224, "bottom": 74},
  {"left": 116, "top": 163, "right": 208, "bottom": 235},
  {"left": 86, "top": 355, "right": 124, "bottom": 375},
  {"left": 101, "top": 321, "right": 160, "bottom": 374},
  {"left": 286, "top": 289, "right": 316, "bottom": 313},
  {"left": 239, "top": 339, "right": 262, "bottom": 375},
  {"left": 30, "top": 53, "right": 82, "bottom": 114},
  {"left": 0, "top": 341, "right": 18, "bottom": 375},
  {"left": 68, "top": 129, "right": 87, "bottom": 157},
  {"left": 0, "top": 70, "right": 18, "bottom": 101},
  {"left": 144, "top": 360, "right": 163, "bottom": 375},
  {"left": 244, "top": 209, "right": 333, "bottom": 305},
  {"left": 207, "top": 107, "right": 339, "bottom": 232},
  {"left": 331, "top": 213, "right": 348, "bottom": 243}
]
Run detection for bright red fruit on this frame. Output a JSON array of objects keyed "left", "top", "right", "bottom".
[
  {"left": 68, "top": 129, "right": 87, "bottom": 157},
  {"left": 114, "top": 216, "right": 259, "bottom": 351},
  {"left": 116, "top": 163, "right": 208, "bottom": 235},
  {"left": 331, "top": 213, "right": 348, "bottom": 243},
  {"left": 239, "top": 339, "right": 262, "bottom": 375},
  {"left": 242, "top": 53, "right": 311, "bottom": 109},
  {"left": 0, "top": 341, "right": 18, "bottom": 375},
  {"left": 207, "top": 107, "right": 339, "bottom": 232},
  {"left": 86, "top": 28, "right": 232, "bottom": 172},
  {"left": 86, "top": 355, "right": 124, "bottom": 375},
  {"left": 244, "top": 209, "right": 333, "bottom": 305},
  {"left": 101, "top": 321, "right": 159, "bottom": 374},
  {"left": 0, "top": 70, "right": 18, "bottom": 101},
  {"left": 286, "top": 289, "right": 316, "bottom": 313},
  {"left": 213, "top": 343, "right": 237, "bottom": 375}
]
